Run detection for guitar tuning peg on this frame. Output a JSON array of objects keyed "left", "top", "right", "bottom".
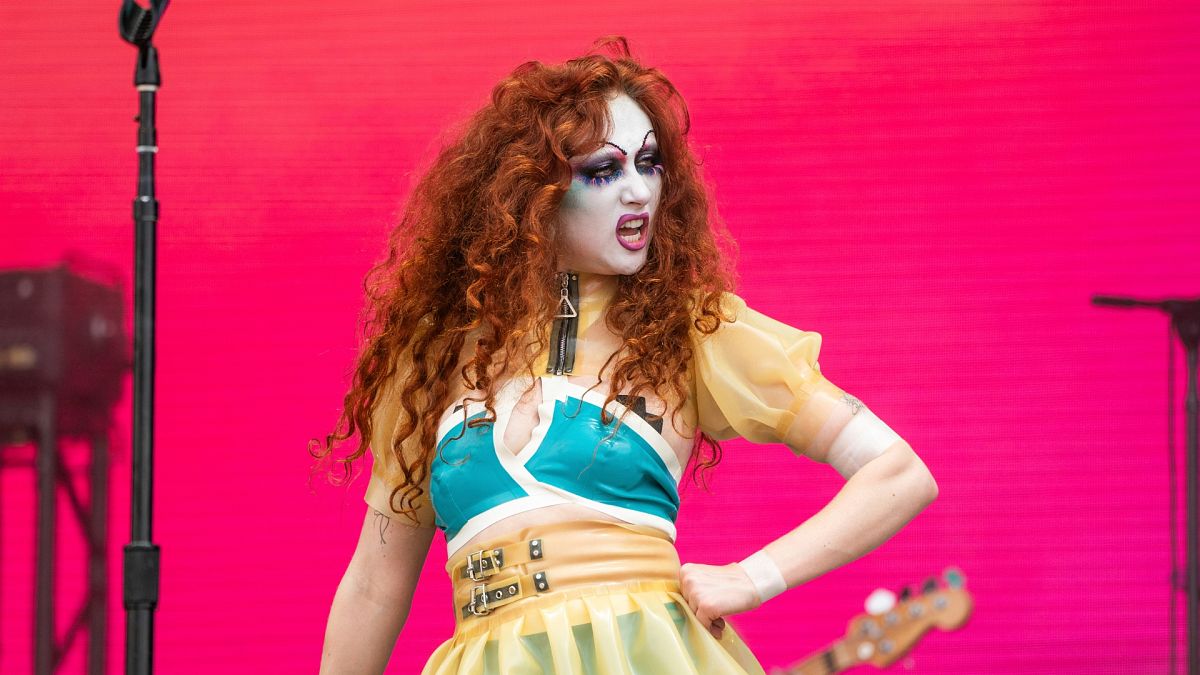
[
  {"left": 943, "top": 566, "right": 967, "bottom": 589},
  {"left": 864, "top": 587, "right": 897, "bottom": 615},
  {"left": 922, "top": 577, "right": 938, "bottom": 594},
  {"left": 897, "top": 586, "right": 912, "bottom": 602}
]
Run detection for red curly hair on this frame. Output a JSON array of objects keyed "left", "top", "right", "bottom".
[{"left": 313, "top": 37, "right": 736, "bottom": 522}]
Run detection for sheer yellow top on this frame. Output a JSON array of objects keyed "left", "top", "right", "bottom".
[{"left": 365, "top": 289, "right": 901, "bottom": 528}]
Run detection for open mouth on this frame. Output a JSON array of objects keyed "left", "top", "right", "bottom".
[{"left": 616, "top": 214, "right": 649, "bottom": 251}]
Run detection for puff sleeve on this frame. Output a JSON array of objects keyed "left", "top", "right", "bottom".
[
  {"left": 362, "top": 373, "right": 437, "bottom": 528},
  {"left": 692, "top": 293, "right": 902, "bottom": 477}
]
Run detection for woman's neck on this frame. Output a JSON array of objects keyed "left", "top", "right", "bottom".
[{"left": 573, "top": 271, "right": 619, "bottom": 306}]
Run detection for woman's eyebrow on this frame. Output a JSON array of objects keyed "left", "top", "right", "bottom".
[
  {"left": 600, "top": 130, "right": 656, "bottom": 158},
  {"left": 602, "top": 142, "right": 628, "bottom": 157}
]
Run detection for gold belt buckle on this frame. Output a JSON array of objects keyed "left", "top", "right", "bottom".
[{"left": 466, "top": 548, "right": 504, "bottom": 581}]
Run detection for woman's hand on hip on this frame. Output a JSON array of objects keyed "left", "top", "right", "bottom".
[{"left": 678, "top": 562, "right": 761, "bottom": 639}]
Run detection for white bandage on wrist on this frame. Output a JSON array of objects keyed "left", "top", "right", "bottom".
[{"left": 737, "top": 550, "right": 787, "bottom": 604}]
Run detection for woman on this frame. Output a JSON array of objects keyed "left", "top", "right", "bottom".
[{"left": 317, "top": 38, "right": 937, "bottom": 674}]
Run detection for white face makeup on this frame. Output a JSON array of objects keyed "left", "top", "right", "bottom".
[{"left": 557, "top": 93, "right": 663, "bottom": 276}]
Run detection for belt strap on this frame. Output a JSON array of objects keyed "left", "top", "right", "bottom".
[
  {"left": 460, "top": 571, "right": 552, "bottom": 618},
  {"left": 453, "top": 537, "right": 546, "bottom": 582}
]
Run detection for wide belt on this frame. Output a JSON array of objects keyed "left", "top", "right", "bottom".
[
  {"left": 452, "top": 538, "right": 553, "bottom": 618},
  {"left": 447, "top": 520, "right": 681, "bottom": 624}
]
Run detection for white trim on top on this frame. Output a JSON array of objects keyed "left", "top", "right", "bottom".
[
  {"left": 444, "top": 488, "right": 678, "bottom": 558},
  {"left": 514, "top": 374, "right": 567, "bottom": 467},
  {"left": 534, "top": 480, "right": 679, "bottom": 540},
  {"left": 444, "top": 493, "right": 570, "bottom": 557}
]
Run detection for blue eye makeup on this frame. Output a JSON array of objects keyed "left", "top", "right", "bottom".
[
  {"left": 635, "top": 148, "right": 664, "bottom": 176},
  {"left": 577, "top": 158, "right": 622, "bottom": 186},
  {"left": 574, "top": 148, "right": 664, "bottom": 187}
]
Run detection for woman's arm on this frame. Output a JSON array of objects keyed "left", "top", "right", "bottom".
[
  {"left": 679, "top": 440, "right": 937, "bottom": 637},
  {"left": 320, "top": 505, "right": 436, "bottom": 674}
]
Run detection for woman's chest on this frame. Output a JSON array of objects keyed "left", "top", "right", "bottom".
[
  {"left": 497, "top": 374, "right": 695, "bottom": 467},
  {"left": 427, "top": 372, "right": 695, "bottom": 538},
  {"left": 438, "top": 373, "right": 695, "bottom": 478},
  {"left": 425, "top": 300, "right": 699, "bottom": 545}
]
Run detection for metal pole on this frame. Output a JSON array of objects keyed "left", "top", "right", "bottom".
[
  {"left": 1183, "top": 338, "right": 1199, "bottom": 674},
  {"left": 34, "top": 391, "right": 57, "bottom": 675},
  {"left": 1094, "top": 295, "right": 1200, "bottom": 672},
  {"left": 90, "top": 432, "right": 110, "bottom": 675},
  {"left": 120, "top": 3, "right": 170, "bottom": 672}
]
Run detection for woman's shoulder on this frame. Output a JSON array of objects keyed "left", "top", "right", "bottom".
[
  {"left": 686, "top": 289, "right": 742, "bottom": 328},
  {"left": 689, "top": 290, "right": 823, "bottom": 366}
]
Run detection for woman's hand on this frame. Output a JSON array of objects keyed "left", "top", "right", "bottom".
[{"left": 678, "top": 562, "right": 761, "bottom": 639}]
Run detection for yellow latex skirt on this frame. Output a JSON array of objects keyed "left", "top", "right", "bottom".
[{"left": 421, "top": 520, "right": 765, "bottom": 675}]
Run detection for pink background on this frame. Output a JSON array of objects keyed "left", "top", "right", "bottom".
[{"left": 2, "top": 1, "right": 1198, "bottom": 672}]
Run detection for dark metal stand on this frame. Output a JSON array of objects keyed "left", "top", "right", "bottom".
[
  {"left": 1, "top": 264, "right": 126, "bottom": 674},
  {"left": 0, "top": 405, "right": 112, "bottom": 675},
  {"left": 119, "top": 2, "right": 170, "bottom": 673},
  {"left": 1094, "top": 294, "right": 1200, "bottom": 674}
]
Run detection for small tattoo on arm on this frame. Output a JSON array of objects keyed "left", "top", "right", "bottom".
[
  {"left": 372, "top": 509, "right": 391, "bottom": 546},
  {"left": 841, "top": 393, "right": 864, "bottom": 415}
]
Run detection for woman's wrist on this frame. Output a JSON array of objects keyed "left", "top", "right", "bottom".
[{"left": 736, "top": 549, "right": 787, "bottom": 604}]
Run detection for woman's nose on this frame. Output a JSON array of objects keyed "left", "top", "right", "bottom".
[{"left": 621, "top": 169, "right": 652, "bottom": 206}]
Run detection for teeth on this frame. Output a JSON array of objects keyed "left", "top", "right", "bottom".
[
  {"left": 618, "top": 217, "right": 647, "bottom": 244},
  {"left": 619, "top": 227, "right": 644, "bottom": 242}
]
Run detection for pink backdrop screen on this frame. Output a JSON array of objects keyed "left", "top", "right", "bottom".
[{"left": 1, "top": 1, "right": 1198, "bottom": 672}]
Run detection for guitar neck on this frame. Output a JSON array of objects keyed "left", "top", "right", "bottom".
[
  {"left": 780, "top": 640, "right": 851, "bottom": 675},
  {"left": 777, "top": 570, "right": 972, "bottom": 675}
]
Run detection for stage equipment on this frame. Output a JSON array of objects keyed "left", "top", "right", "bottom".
[
  {"left": 1094, "top": 294, "right": 1200, "bottom": 674},
  {"left": 119, "top": 1, "right": 170, "bottom": 673},
  {"left": 0, "top": 264, "right": 128, "bottom": 674}
]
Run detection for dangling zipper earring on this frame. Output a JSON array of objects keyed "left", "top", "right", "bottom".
[
  {"left": 548, "top": 272, "right": 579, "bottom": 375},
  {"left": 555, "top": 272, "right": 577, "bottom": 319}
]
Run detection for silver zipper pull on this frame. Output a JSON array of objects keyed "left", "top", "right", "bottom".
[{"left": 555, "top": 273, "right": 577, "bottom": 318}]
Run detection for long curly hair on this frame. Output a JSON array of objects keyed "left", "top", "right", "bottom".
[{"left": 312, "top": 37, "right": 736, "bottom": 522}]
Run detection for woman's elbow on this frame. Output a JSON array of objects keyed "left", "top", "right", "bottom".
[
  {"left": 881, "top": 441, "right": 938, "bottom": 507},
  {"left": 904, "top": 447, "right": 938, "bottom": 507},
  {"left": 855, "top": 440, "right": 938, "bottom": 509},
  {"left": 918, "top": 468, "right": 938, "bottom": 506}
]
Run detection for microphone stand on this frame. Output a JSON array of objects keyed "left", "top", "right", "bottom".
[
  {"left": 119, "top": 2, "right": 170, "bottom": 673},
  {"left": 1093, "top": 294, "right": 1200, "bottom": 674}
]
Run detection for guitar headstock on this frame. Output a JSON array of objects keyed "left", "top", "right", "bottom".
[{"left": 840, "top": 567, "right": 973, "bottom": 668}]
